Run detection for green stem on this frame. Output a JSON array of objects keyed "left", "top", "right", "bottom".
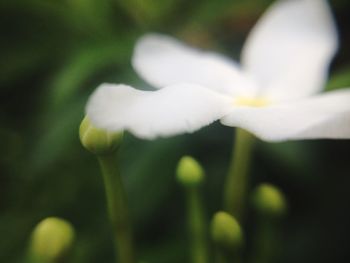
[
  {"left": 251, "top": 218, "right": 281, "bottom": 263},
  {"left": 186, "top": 187, "right": 208, "bottom": 263},
  {"left": 97, "top": 153, "right": 135, "bottom": 263},
  {"left": 215, "top": 247, "right": 242, "bottom": 263},
  {"left": 224, "top": 128, "right": 255, "bottom": 220},
  {"left": 215, "top": 248, "right": 226, "bottom": 263}
]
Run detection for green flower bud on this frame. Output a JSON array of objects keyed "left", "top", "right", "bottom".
[
  {"left": 176, "top": 156, "right": 204, "bottom": 187},
  {"left": 79, "top": 116, "right": 123, "bottom": 155},
  {"left": 30, "top": 217, "right": 75, "bottom": 262},
  {"left": 252, "top": 183, "right": 287, "bottom": 217},
  {"left": 211, "top": 211, "right": 243, "bottom": 252}
]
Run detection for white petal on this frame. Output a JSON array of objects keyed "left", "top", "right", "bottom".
[
  {"left": 132, "top": 33, "right": 257, "bottom": 97},
  {"left": 242, "top": 0, "right": 338, "bottom": 101},
  {"left": 221, "top": 88, "right": 350, "bottom": 141},
  {"left": 86, "top": 83, "right": 233, "bottom": 139}
]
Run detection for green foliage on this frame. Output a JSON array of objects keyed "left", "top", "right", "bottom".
[{"left": 326, "top": 66, "right": 350, "bottom": 91}]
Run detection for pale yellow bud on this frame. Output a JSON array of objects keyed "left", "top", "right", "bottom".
[
  {"left": 211, "top": 211, "right": 243, "bottom": 252},
  {"left": 79, "top": 116, "right": 123, "bottom": 155},
  {"left": 176, "top": 156, "right": 204, "bottom": 187},
  {"left": 252, "top": 183, "right": 287, "bottom": 217},
  {"left": 30, "top": 217, "right": 75, "bottom": 262}
]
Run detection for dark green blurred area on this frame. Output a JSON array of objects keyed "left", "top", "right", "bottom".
[{"left": 1, "top": 0, "right": 350, "bottom": 262}]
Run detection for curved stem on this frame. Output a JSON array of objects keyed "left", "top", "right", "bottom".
[
  {"left": 98, "top": 153, "right": 135, "bottom": 263},
  {"left": 224, "top": 128, "right": 255, "bottom": 220},
  {"left": 186, "top": 187, "right": 208, "bottom": 263}
]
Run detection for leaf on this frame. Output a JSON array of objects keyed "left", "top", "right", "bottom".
[
  {"left": 326, "top": 66, "right": 350, "bottom": 91},
  {"left": 46, "top": 39, "right": 134, "bottom": 110}
]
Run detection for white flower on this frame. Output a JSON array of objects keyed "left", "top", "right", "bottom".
[{"left": 86, "top": 0, "right": 350, "bottom": 141}]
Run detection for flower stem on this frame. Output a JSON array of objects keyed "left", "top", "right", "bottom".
[
  {"left": 224, "top": 128, "right": 255, "bottom": 219},
  {"left": 214, "top": 248, "right": 242, "bottom": 263},
  {"left": 215, "top": 249, "right": 226, "bottom": 263},
  {"left": 251, "top": 218, "right": 281, "bottom": 263},
  {"left": 186, "top": 187, "right": 208, "bottom": 263},
  {"left": 97, "top": 153, "right": 135, "bottom": 263}
]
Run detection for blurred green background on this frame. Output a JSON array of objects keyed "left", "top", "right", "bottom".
[{"left": 1, "top": 0, "right": 350, "bottom": 262}]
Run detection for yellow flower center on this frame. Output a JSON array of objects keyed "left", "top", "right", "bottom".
[{"left": 234, "top": 97, "right": 270, "bottom": 107}]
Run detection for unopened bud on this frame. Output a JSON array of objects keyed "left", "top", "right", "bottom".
[
  {"left": 79, "top": 116, "right": 123, "bottom": 155},
  {"left": 176, "top": 156, "right": 204, "bottom": 187},
  {"left": 211, "top": 211, "right": 243, "bottom": 252},
  {"left": 30, "top": 217, "right": 75, "bottom": 262},
  {"left": 252, "top": 183, "right": 287, "bottom": 217}
]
